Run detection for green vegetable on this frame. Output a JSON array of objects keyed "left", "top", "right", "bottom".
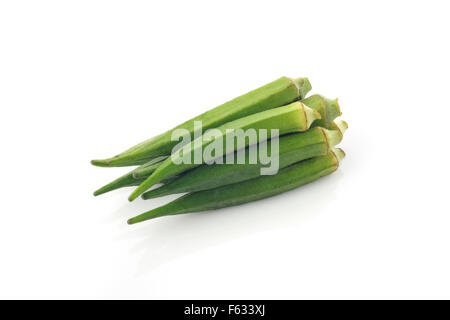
[
  {"left": 94, "top": 93, "right": 342, "bottom": 196},
  {"left": 91, "top": 77, "right": 311, "bottom": 167},
  {"left": 142, "top": 121, "right": 347, "bottom": 199},
  {"left": 128, "top": 101, "right": 322, "bottom": 201},
  {"left": 92, "top": 157, "right": 166, "bottom": 196},
  {"left": 93, "top": 93, "right": 340, "bottom": 196},
  {"left": 128, "top": 148, "right": 345, "bottom": 224}
]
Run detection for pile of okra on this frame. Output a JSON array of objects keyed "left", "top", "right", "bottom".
[{"left": 92, "top": 77, "right": 347, "bottom": 224}]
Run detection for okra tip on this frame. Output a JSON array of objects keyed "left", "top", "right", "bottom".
[
  {"left": 127, "top": 214, "right": 156, "bottom": 225},
  {"left": 90, "top": 159, "right": 111, "bottom": 167},
  {"left": 93, "top": 185, "right": 113, "bottom": 196},
  {"left": 93, "top": 185, "right": 112, "bottom": 197},
  {"left": 128, "top": 170, "right": 163, "bottom": 201},
  {"left": 91, "top": 155, "right": 135, "bottom": 167},
  {"left": 127, "top": 207, "right": 166, "bottom": 224},
  {"left": 128, "top": 187, "right": 144, "bottom": 201}
]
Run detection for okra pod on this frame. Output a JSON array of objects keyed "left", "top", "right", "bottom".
[
  {"left": 128, "top": 102, "right": 321, "bottom": 201},
  {"left": 91, "top": 77, "right": 311, "bottom": 167},
  {"left": 128, "top": 148, "right": 345, "bottom": 224},
  {"left": 142, "top": 121, "right": 347, "bottom": 199}
]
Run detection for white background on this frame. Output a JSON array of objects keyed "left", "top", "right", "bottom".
[{"left": 1, "top": 0, "right": 449, "bottom": 299}]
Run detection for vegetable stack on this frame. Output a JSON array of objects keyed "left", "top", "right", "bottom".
[{"left": 92, "top": 76, "right": 347, "bottom": 224}]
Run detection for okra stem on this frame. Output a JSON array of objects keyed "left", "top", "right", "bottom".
[{"left": 302, "top": 94, "right": 341, "bottom": 129}]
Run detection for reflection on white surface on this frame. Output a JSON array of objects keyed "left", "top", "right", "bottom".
[{"left": 112, "top": 171, "right": 342, "bottom": 274}]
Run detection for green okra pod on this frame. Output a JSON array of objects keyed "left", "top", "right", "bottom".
[
  {"left": 91, "top": 77, "right": 311, "bottom": 167},
  {"left": 128, "top": 148, "right": 345, "bottom": 224},
  {"left": 128, "top": 101, "right": 321, "bottom": 201},
  {"left": 142, "top": 121, "right": 347, "bottom": 199}
]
